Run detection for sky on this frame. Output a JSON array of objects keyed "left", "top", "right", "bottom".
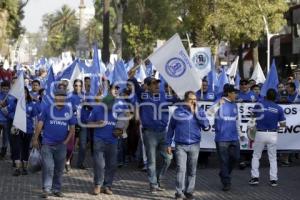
[{"left": 22, "top": 0, "right": 94, "bottom": 33}]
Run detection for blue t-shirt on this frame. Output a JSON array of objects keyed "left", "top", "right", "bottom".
[
  {"left": 215, "top": 99, "right": 239, "bottom": 142},
  {"left": 39, "top": 105, "right": 76, "bottom": 145},
  {"left": 0, "top": 92, "right": 8, "bottom": 122},
  {"left": 237, "top": 90, "right": 256, "bottom": 102},
  {"left": 88, "top": 105, "right": 117, "bottom": 144},
  {"left": 254, "top": 99, "right": 286, "bottom": 131},
  {"left": 196, "top": 90, "right": 216, "bottom": 101},
  {"left": 287, "top": 93, "right": 297, "bottom": 103},
  {"left": 25, "top": 102, "right": 38, "bottom": 133}
]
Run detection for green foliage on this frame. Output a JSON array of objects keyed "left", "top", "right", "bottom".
[
  {"left": 202, "top": 0, "right": 288, "bottom": 49},
  {"left": 85, "top": 18, "right": 103, "bottom": 48},
  {"left": 41, "top": 5, "right": 79, "bottom": 57},
  {"left": 122, "top": 0, "right": 180, "bottom": 58},
  {"left": 123, "top": 23, "right": 155, "bottom": 58},
  {"left": 0, "top": 0, "right": 28, "bottom": 54}
]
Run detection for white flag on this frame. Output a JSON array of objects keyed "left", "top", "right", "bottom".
[
  {"left": 190, "top": 47, "right": 212, "bottom": 79},
  {"left": 251, "top": 62, "right": 266, "bottom": 84},
  {"left": 8, "top": 72, "right": 26, "bottom": 132},
  {"left": 67, "top": 63, "right": 82, "bottom": 92},
  {"left": 148, "top": 33, "right": 200, "bottom": 98},
  {"left": 226, "top": 56, "right": 239, "bottom": 84}
]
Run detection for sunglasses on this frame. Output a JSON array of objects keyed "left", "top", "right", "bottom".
[{"left": 74, "top": 85, "right": 82, "bottom": 87}]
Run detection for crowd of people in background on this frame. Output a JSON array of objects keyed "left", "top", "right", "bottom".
[{"left": 0, "top": 59, "right": 298, "bottom": 200}]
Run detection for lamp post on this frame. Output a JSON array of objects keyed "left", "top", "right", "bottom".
[
  {"left": 177, "top": 16, "right": 192, "bottom": 54},
  {"left": 258, "top": 2, "right": 279, "bottom": 73},
  {"left": 266, "top": 32, "right": 279, "bottom": 72}
]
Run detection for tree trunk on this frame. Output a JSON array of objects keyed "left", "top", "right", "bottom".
[
  {"left": 238, "top": 45, "right": 244, "bottom": 79},
  {"left": 102, "top": 0, "right": 110, "bottom": 64},
  {"left": 251, "top": 42, "right": 259, "bottom": 78},
  {"left": 114, "top": 1, "right": 124, "bottom": 58}
]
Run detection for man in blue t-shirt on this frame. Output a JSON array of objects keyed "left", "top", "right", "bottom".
[
  {"left": 248, "top": 89, "right": 286, "bottom": 187},
  {"left": 32, "top": 89, "right": 76, "bottom": 198},
  {"left": 237, "top": 79, "right": 256, "bottom": 102},
  {"left": 214, "top": 84, "right": 246, "bottom": 191}
]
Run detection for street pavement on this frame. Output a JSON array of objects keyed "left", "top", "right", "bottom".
[{"left": 0, "top": 151, "right": 300, "bottom": 200}]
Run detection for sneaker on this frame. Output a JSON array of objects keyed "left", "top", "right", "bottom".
[
  {"left": 65, "top": 164, "right": 71, "bottom": 173},
  {"left": 280, "top": 161, "right": 290, "bottom": 167},
  {"left": 175, "top": 193, "right": 184, "bottom": 200},
  {"left": 150, "top": 187, "right": 158, "bottom": 194},
  {"left": 270, "top": 180, "right": 278, "bottom": 187},
  {"left": 157, "top": 182, "right": 165, "bottom": 191},
  {"left": 92, "top": 186, "right": 101, "bottom": 195},
  {"left": 222, "top": 183, "right": 231, "bottom": 191},
  {"left": 13, "top": 168, "right": 21, "bottom": 176},
  {"left": 239, "top": 162, "right": 247, "bottom": 170},
  {"left": 249, "top": 177, "right": 259, "bottom": 185},
  {"left": 103, "top": 187, "right": 113, "bottom": 195},
  {"left": 41, "top": 191, "right": 51, "bottom": 199},
  {"left": 52, "top": 191, "right": 65, "bottom": 197},
  {"left": 184, "top": 192, "right": 195, "bottom": 200}
]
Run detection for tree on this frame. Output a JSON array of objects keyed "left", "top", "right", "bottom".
[
  {"left": 84, "top": 18, "right": 103, "bottom": 48},
  {"left": 41, "top": 5, "right": 79, "bottom": 57},
  {"left": 102, "top": 0, "right": 111, "bottom": 63},
  {"left": 122, "top": 0, "right": 179, "bottom": 59},
  {"left": 202, "top": 0, "right": 288, "bottom": 76},
  {"left": 0, "top": 0, "right": 29, "bottom": 57}
]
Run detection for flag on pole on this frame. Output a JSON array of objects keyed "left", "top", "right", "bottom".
[
  {"left": 226, "top": 56, "right": 239, "bottom": 84},
  {"left": 190, "top": 47, "right": 212, "bottom": 80},
  {"left": 207, "top": 56, "right": 218, "bottom": 93},
  {"left": 67, "top": 63, "right": 82, "bottom": 92},
  {"left": 148, "top": 33, "right": 200, "bottom": 99},
  {"left": 235, "top": 71, "right": 241, "bottom": 90},
  {"left": 112, "top": 60, "right": 128, "bottom": 86},
  {"left": 251, "top": 61, "right": 266, "bottom": 84},
  {"left": 216, "top": 68, "right": 229, "bottom": 94},
  {"left": 260, "top": 59, "right": 279, "bottom": 97},
  {"left": 9, "top": 72, "right": 26, "bottom": 132}
]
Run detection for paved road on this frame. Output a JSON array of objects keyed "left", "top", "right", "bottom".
[{"left": 0, "top": 152, "right": 299, "bottom": 200}]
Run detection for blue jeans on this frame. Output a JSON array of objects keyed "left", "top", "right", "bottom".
[
  {"left": 93, "top": 140, "right": 118, "bottom": 188},
  {"left": 175, "top": 143, "right": 200, "bottom": 195},
  {"left": 41, "top": 143, "right": 67, "bottom": 193},
  {"left": 77, "top": 127, "right": 87, "bottom": 166},
  {"left": 117, "top": 138, "right": 128, "bottom": 165},
  {"left": 215, "top": 141, "right": 240, "bottom": 185},
  {"left": 0, "top": 121, "right": 9, "bottom": 148},
  {"left": 143, "top": 129, "right": 172, "bottom": 188}
]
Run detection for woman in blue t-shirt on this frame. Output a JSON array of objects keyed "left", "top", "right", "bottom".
[{"left": 11, "top": 87, "right": 38, "bottom": 176}]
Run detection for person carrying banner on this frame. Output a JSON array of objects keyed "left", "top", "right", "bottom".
[
  {"left": 32, "top": 89, "right": 76, "bottom": 198},
  {"left": 249, "top": 89, "right": 286, "bottom": 187},
  {"left": 166, "top": 91, "right": 209, "bottom": 200},
  {"left": 214, "top": 84, "right": 246, "bottom": 191}
]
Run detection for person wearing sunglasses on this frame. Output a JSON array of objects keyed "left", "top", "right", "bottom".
[{"left": 237, "top": 79, "right": 256, "bottom": 103}]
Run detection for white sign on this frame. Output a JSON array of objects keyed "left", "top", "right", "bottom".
[
  {"left": 190, "top": 47, "right": 212, "bottom": 80},
  {"left": 171, "top": 101, "right": 300, "bottom": 150}
]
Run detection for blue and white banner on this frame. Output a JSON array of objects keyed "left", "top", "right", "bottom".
[
  {"left": 148, "top": 33, "right": 201, "bottom": 99},
  {"left": 170, "top": 101, "right": 300, "bottom": 150},
  {"left": 190, "top": 47, "right": 212, "bottom": 79}
]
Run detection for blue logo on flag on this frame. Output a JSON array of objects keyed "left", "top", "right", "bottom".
[
  {"left": 165, "top": 58, "right": 186, "bottom": 78},
  {"left": 192, "top": 52, "right": 209, "bottom": 70}
]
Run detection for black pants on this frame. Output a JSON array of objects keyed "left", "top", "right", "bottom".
[{"left": 11, "top": 131, "right": 33, "bottom": 161}]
